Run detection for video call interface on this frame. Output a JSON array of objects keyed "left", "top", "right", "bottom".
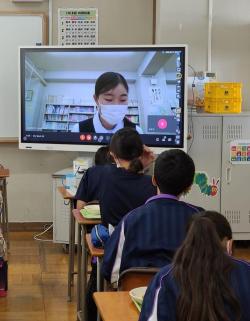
[{"left": 21, "top": 47, "right": 185, "bottom": 147}]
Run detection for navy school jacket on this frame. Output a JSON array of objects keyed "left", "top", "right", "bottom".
[
  {"left": 139, "top": 258, "right": 250, "bottom": 321},
  {"left": 101, "top": 194, "right": 203, "bottom": 284},
  {"left": 75, "top": 164, "right": 156, "bottom": 227}
]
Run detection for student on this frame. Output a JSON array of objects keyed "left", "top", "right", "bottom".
[
  {"left": 75, "top": 127, "right": 156, "bottom": 227},
  {"left": 94, "top": 145, "right": 113, "bottom": 165},
  {"left": 71, "top": 71, "right": 143, "bottom": 134},
  {"left": 139, "top": 211, "right": 250, "bottom": 321},
  {"left": 101, "top": 149, "right": 203, "bottom": 285},
  {"left": 75, "top": 127, "right": 156, "bottom": 321}
]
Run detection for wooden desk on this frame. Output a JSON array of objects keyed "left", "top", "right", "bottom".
[
  {"left": 57, "top": 186, "right": 75, "bottom": 302},
  {"left": 86, "top": 234, "right": 104, "bottom": 292},
  {"left": 85, "top": 233, "right": 104, "bottom": 257},
  {"left": 0, "top": 168, "right": 10, "bottom": 248},
  {"left": 86, "top": 234, "right": 104, "bottom": 321},
  {"left": 73, "top": 209, "right": 101, "bottom": 321},
  {"left": 93, "top": 292, "right": 139, "bottom": 321}
]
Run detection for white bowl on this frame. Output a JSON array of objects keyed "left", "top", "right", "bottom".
[{"left": 129, "top": 286, "right": 147, "bottom": 305}]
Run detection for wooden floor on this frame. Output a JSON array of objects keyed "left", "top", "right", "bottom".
[
  {"left": 0, "top": 231, "right": 77, "bottom": 321},
  {"left": 0, "top": 232, "right": 249, "bottom": 321}
]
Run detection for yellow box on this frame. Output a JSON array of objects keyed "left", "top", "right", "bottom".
[
  {"left": 204, "top": 98, "right": 242, "bottom": 113},
  {"left": 205, "top": 82, "right": 242, "bottom": 99}
]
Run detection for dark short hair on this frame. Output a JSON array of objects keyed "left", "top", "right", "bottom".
[
  {"left": 109, "top": 127, "right": 143, "bottom": 174},
  {"left": 94, "top": 146, "right": 113, "bottom": 165},
  {"left": 95, "top": 72, "right": 128, "bottom": 97},
  {"left": 154, "top": 149, "right": 195, "bottom": 195}
]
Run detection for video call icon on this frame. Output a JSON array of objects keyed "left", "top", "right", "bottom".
[
  {"left": 157, "top": 118, "right": 168, "bottom": 130},
  {"left": 86, "top": 134, "right": 92, "bottom": 141},
  {"left": 80, "top": 134, "right": 85, "bottom": 141}
]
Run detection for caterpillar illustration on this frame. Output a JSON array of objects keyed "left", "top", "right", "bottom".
[{"left": 194, "top": 172, "right": 220, "bottom": 197}]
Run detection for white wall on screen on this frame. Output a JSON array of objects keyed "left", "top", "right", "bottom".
[{"left": 26, "top": 79, "right": 44, "bottom": 129}]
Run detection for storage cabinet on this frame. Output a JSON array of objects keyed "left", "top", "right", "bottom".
[
  {"left": 52, "top": 168, "right": 83, "bottom": 244},
  {"left": 184, "top": 114, "right": 222, "bottom": 212},
  {"left": 221, "top": 117, "right": 250, "bottom": 239},
  {"left": 52, "top": 168, "right": 71, "bottom": 243},
  {"left": 184, "top": 112, "right": 250, "bottom": 240}
]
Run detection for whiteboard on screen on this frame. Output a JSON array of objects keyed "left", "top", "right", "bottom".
[{"left": 0, "top": 13, "right": 46, "bottom": 139}]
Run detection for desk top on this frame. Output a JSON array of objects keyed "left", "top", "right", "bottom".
[
  {"left": 93, "top": 291, "right": 139, "bottom": 321},
  {"left": 0, "top": 168, "right": 9, "bottom": 178},
  {"left": 52, "top": 167, "right": 72, "bottom": 178},
  {"left": 73, "top": 209, "right": 101, "bottom": 225},
  {"left": 86, "top": 234, "right": 104, "bottom": 257}
]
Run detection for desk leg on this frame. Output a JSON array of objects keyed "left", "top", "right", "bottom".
[
  {"left": 70, "top": 201, "right": 75, "bottom": 288},
  {"left": 76, "top": 224, "right": 82, "bottom": 313},
  {"left": 81, "top": 226, "right": 87, "bottom": 321},
  {"left": 2, "top": 179, "right": 9, "bottom": 249},
  {"left": 67, "top": 204, "right": 74, "bottom": 302},
  {"left": 96, "top": 257, "right": 104, "bottom": 292},
  {"left": 96, "top": 257, "right": 103, "bottom": 321}
]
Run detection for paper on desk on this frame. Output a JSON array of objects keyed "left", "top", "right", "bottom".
[
  {"left": 80, "top": 205, "right": 101, "bottom": 219},
  {"left": 131, "top": 297, "right": 142, "bottom": 312}
]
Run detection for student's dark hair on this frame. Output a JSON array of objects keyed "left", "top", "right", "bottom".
[
  {"left": 95, "top": 72, "right": 129, "bottom": 97},
  {"left": 154, "top": 149, "right": 195, "bottom": 196},
  {"left": 109, "top": 127, "right": 143, "bottom": 174},
  {"left": 94, "top": 146, "right": 113, "bottom": 165},
  {"left": 188, "top": 210, "right": 232, "bottom": 240},
  {"left": 173, "top": 211, "right": 241, "bottom": 321}
]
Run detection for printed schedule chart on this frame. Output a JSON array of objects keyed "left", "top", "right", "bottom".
[{"left": 58, "top": 8, "right": 98, "bottom": 46}]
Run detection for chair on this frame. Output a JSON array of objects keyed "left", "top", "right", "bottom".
[{"left": 118, "top": 267, "right": 160, "bottom": 291}]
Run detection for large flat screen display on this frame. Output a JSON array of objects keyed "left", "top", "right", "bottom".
[{"left": 19, "top": 45, "right": 187, "bottom": 152}]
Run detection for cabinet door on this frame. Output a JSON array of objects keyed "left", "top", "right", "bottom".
[
  {"left": 53, "top": 176, "right": 71, "bottom": 243},
  {"left": 221, "top": 116, "right": 250, "bottom": 239},
  {"left": 183, "top": 115, "right": 222, "bottom": 212}
]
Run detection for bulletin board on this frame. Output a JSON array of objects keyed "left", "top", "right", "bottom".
[{"left": 0, "top": 12, "right": 47, "bottom": 141}]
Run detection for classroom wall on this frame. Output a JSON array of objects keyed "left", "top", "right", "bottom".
[
  {"left": 0, "top": 145, "right": 81, "bottom": 222},
  {"left": 0, "top": 0, "right": 153, "bottom": 222},
  {"left": 2, "top": 0, "right": 249, "bottom": 222},
  {"left": 156, "top": 0, "right": 250, "bottom": 110},
  {"left": 0, "top": 1, "right": 48, "bottom": 12},
  {"left": 52, "top": 0, "right": 153, "bottom": 45}
]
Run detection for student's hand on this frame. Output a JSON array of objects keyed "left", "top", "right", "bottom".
[
  {"left": 76, "top": 200, "right": 87, "bottom": 210},
  {"left": 140, "top": 145, "right": 156, "bottom": 170}
]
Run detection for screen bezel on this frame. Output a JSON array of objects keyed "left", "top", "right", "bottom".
[{"left": 19, "top": 44, "right": 188, "bottom": 154}]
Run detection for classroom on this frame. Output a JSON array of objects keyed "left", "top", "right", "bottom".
[{"left": 0, "top": 1, "right": 250, "bottom": 321}]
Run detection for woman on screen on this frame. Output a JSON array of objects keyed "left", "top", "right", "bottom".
[{"left": 71, "top": 71, "right": 143, "bottom": 134}]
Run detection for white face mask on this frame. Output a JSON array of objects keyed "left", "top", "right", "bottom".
[{"left": 99, "top": 104, "right": 128, "bottom": 126}]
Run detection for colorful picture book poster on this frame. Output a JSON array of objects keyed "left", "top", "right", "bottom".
[
  {"left": 58, "top": 8, "right": 98, "bottom": 46},
  {"left": 230, "top": 140, "right": 250, "bottom": 164},
  {"left": 194, "top": 172, "right": 219, "bottom": 197}
]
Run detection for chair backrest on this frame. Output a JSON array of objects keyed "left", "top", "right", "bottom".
[{"left": 118, "top": 267, "right": 160, "bottom": 291}]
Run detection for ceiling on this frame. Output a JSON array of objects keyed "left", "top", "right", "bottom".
[{"left": 27, "top": 50, "right": 147, "bottom": 73}]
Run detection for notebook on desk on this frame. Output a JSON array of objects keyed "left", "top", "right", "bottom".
[{"left": 80, "top": 205, "right": 101, "bottom": 219}]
